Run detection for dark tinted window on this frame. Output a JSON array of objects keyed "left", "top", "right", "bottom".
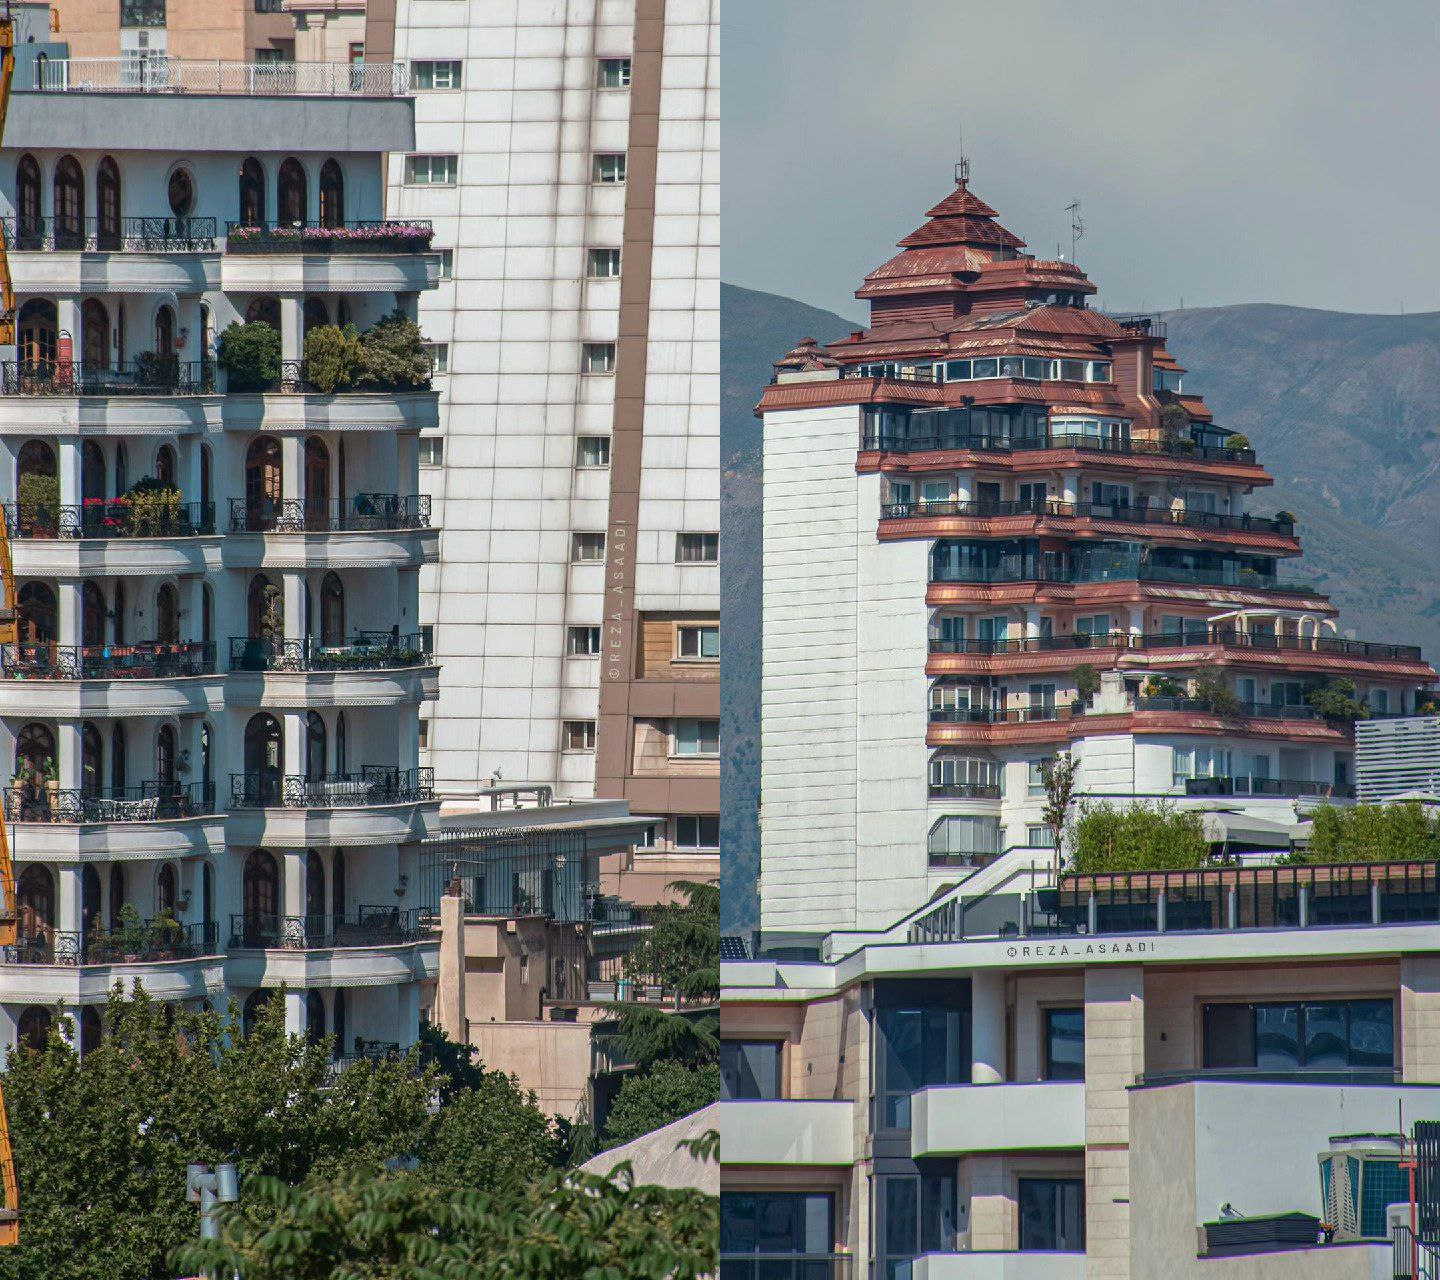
[
  {"left": 720, "top": 1041, "right": 782, "bottom": 1100},
  {"left": 1044, "top": 1008, "right": 1085, "bottom": 1080},
  {"left": 1019, "top": 1178, "right": 1086, "bottom": 1251}
]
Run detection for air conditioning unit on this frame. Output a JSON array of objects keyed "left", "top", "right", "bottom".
[{"left": 1318, "top": 1134, "right": 1408, "bottom": 1242}]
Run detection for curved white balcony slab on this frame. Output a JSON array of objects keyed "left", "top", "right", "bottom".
[
  {"left": 910, "top": 1083, "right": 1085, "bottom": 1157},
  {"left": 12, "top": 536, "right": 221, "bottom": 578},
  {"left": 221, "top": 527, "right": 439, "bottom": 571},
  {"left": 0, "top": 675, "right": 224, "bottom": 719},
  {"left": 221, "top": 252, "right": 440, "bottom": 295},
  {"left": 8, "top": 814, "right": 223, "bottom": 862},
  {"left": 225, "top": 941, "right": 432, "bottom": 990},
  {"left": 0, "top": 392, "right": 215, "bottom": 435},
  {"left": 912, "top": 1252, "right": 1085, "bottom": 1280},
  {"left": 221, "top": 390, "right": 439, "bottom": 433},
  {"left": 224, "top": 799, "right": 439, "bottom": 849},
  {"left": 0, "top": 956, "right": 225, "bottom": 1006},
  {"left": 225, "top": 665, "right": 439, "bottom": 709},
  {"left": 719, "top": 1100, "right": 856, "bottom": 1166},
  {"left": 9, "top": 250, "right": 219, "bottom": 294}
]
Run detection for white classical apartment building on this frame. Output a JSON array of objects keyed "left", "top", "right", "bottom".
[
  {"left": 372, "top": 0, "right": 720, "bottom": 903},
  {"left": 0, "top": 33, "right": 441, "bottom": 1055}
]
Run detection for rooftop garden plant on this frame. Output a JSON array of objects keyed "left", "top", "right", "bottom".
[
  {"left": 1306, "top": 676, "right": 1368, "bottom": 723},
  {"left": 1290, "top": 802, "right": 1440, "bottom": 865},
  {"left": 303, "top": 323, "right": 364, "bottom": 394},
  {"left": 357, "top": 309, "right": 432, "bottom": 390},
  {"left": 1225, "top": 432, "right": 1252, "bottom": 451},
  {"left": 1070, "top": 800, "right": 1209, "bottom": 874},
  {"left": 216, "top": 320, "right": 281, "bottom": 392}
]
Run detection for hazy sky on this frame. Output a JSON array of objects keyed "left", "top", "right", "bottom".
[{"left": 723, "top": 0, "right": 1440, "bottom": 322}]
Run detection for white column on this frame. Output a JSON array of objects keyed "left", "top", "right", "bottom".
[
  {"left": 970, "top": 969, "right": 1006, "bottom": 1085},
  {"left": 177, "top": 294, "right": 202, "bottom": 366},
  {"left": 0, "top": 438, "right": 16, "bottom": 505},
  {"left": 1061, "top": 471, "right": 1081, "bottom": 505},
  {"left": 397, "top": 708, "right": 418, "bottom": 773},
  {"left": 178, "top": 434, "right": 199, "bottom": 501},
  {"left": 57, "top": 581, "right": 82, "bottom": 651},
  {"left": 282, "top": 849, "right": 306, "bottom": 919},
  {"left": 280, "top": 432, "right": 302, "bottom": 504},
  {"left": 398, "top": 981, "right": 420, "bottom": 1048},
  {"left": 396, "top": 433, "right": 417, "bottom": 497},
  {"left": 282, "top": 712, "right": 305, "bottom": 786},
  {"left": 1024, "top": 608, "right": 1041, "bottom": 642},
  {"left": 954, "top": 473, "right": 973, "bottom": 503},
  {"left": 55, "top": 864, "right": 82, "bottom": 934},
  {"left": 184, "top": 715, "right": 206, "bottom": 808},
  {"left": 1128, "top": 606, "right": 1145, "bottom": 637},
  {"left": 284, "top": 988, "right": 306, "bottom": 1037},
  {"left": 279, "top": 296, "right": 304, "bottom": 363},
  {"left": 56, "top": 297, "right": 80, "bottom": 363},
  {"left": 282, "top": 571, "right": 306, "bottom": 643},
  {"left": 55, "top": 720, "right": 82, "bottom": 792},
  {"left": 57, "top": 436, "right": 81, "bottom": 509}
]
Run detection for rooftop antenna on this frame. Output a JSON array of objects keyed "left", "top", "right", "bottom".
[
  {"left": 1065, "top": 198, "right": 1084, "bottom": 266},
  {"left": 955, "top": 125, "right": 969, "bottom": 185}
]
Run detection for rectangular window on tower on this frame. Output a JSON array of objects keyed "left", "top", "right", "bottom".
[
  {"left": 597, "top": 57, "right": 633, "bottom": 88},
  {"left": 576, "top": 436, "right": 611, "bottom": 468},
  {"left": 587, "top": 247, "right": 622, "bottom": 278},
  {"left": 593, "top": 153, "right": 627, "bottom": 184}
]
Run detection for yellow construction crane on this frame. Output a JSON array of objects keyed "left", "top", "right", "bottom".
[{"left": 0, "top": 3, "right": 22, "bottom": 1247}]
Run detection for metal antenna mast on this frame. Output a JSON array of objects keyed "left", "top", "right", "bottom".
[
  {"left": 955, "top": 125, "right": 968, "bottom": 185},
  {"left": 1065, "top": 198, "right": 1084, "bottom": 265}
]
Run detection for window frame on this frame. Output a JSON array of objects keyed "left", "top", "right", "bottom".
[
  {"left": 570, "top": 532, "right": 606, "bottom": 563},
  {"left": 581, "top": 342, "right": 617, "bottom": 374},
  {"left": 418, "top": 436, "right": 443, "bottom": 468},
  {"left": 575, "top": 436, "right": 611, "bottom": 468},
  {"left": 676, "top": 623, "right": 719, "bottom": 661},
  {"left": 592, "top": 152, "right": 627, "bottom": 184},
  {"left": 561, "top": 719, "right": 596, "bottom": 753},
  {"left": 404, "top": 154, "right": 458, "bottom": 187},
  {"left": 410, "top": 59, "right": 463, "bottom": 90},
  {"left": 672, "top": 717, "right": 720, "bottom": 757},
  {"left": 676, "top": 531, "right": 719, "bottom": 563},
  {"left": 586, "top": 247, "right": 622, "bottom": 278},
  {"left": 566, "top": 625, "right": 602, "bottom": 657},
  {"left": 597, "top": 57, "right": 633, "bottom": 89},
  {"left": 673, "top": 814, "right": 720, "bottom": 849}
]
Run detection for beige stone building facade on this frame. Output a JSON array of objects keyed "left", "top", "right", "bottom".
[{"left": 50, "top": 0, "right": 300, "bottom": 61}]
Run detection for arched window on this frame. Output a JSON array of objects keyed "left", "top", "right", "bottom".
[
  {"left": 156, "top": 723, "right": 176, "bottom": 786},
  {"left": 155, "top": 443, "right": 176, "bottom": 489},
  {"left": 110, "top": 723, "right": 126, "bottom": 791},
  {"left": 244, "top": 296, "right": 280, "bottom": 329},
  {"left": 241, "top": 988, "right": 274, "bottom": 1037},
  {"left": 153, "top": 304, "right": 175, "bottom": 358},
  {"left": 277, "top": 158, "right": 308, "bottom": 226},
  {"left": 16, "top": 438, "right": 58, "bottom": 536},
  {"left": 17, "top": 865, "right": 54, "bottom": 942},
  {"left": 319, "top": 159, "right": 344, "bottom": 228},
  {"left": 320, "top": 572, "right": 345, "bottom": 647},
  {"left": 155, "top": 583, "right": 179, "bottom": 643},
  {"left": 108, "top": 863, "right": 125, "bottom": 927},
  {"left": 15, "top": 154, "right": 41, "bottom": 248},
  {"left": 243, "top": 714, "right": 283, "bottom": 804},
  {"left": 247, "top": 573, "right": 282, "bottom": 642},
  {"left": 17, "top": 298, "right": 57, "bottom": 370},
  {"left": 244, "top": 437, "right": 282, "bottom": 530},
  {"left": 156, "top": 863, "right": 177, "bottom": 917},
  {"left": 80, "top": 1006, "right": 102, "bottom": 1056},
  {"left": 305, "top": 849, "right": 324, "bottom": 919},
  {"left": 16, "top": 1007, "right": 52, "bottom": 1052},
  {"left": 305, "top": 711, "right": 326, "bottom": 782},
  {"left": 238, "top": 157, "right": 265, "bottom": 227},
  {"left": 167, "top": 167, "right": 195, "bottom": 220},
  {"left": 15, "top": 723, "right": 54, "bottom": 782},
  {"left": 303, "top": 296, "right": 329, "bottom": 334},
  {"left": 332, "top": 847, "right": 346, "bottom": 918},
  {"left": 335, "top": 711, "right": 348, "bottom": 776},
  {"left": 82, "top": 298, "right": 110, "bottom": 370},
  {"left": 81, "top": 721, "right": 103, "bottom": 798},
  {"left": 97, "top": 156, "right": 121, "bottom": 250},
  {"left": 332, "top": 989, "right": 346, "bottom": 1059},
  {"left": 81, "top": 581, "right": 105, "bottom": 648},
  {"left": 114, "top": 441, "right": 128, "bottom": 497},
  {"left": 81, "top": 865, "right": 101, "bottom": 939},
  {"left": 53, "top": 155, "right": 84, "bottom": 249},
  {"left": 304, "top": 436, "right": 330, "bottom": 530},
  {"left": 202, "top": 584, "right": 214, "bottom": 647},
  {"left": 82, "top": 441, "right": 106, "bottom": 505},
  {"left": 242, "top": 849, "right": 279, "bottom": 932},
  {"left": 305, "top": 989, "right": 326, "bottom": 1044},
  {"left": 16, "top": 582, "right": 57, "bottom": 644}
]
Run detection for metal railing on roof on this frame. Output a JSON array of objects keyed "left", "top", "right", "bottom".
[{"left": 31, "top": 57, "right": 407, "bottom": 97}]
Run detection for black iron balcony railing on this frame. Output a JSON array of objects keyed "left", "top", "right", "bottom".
[
  {"left": 228, "top": 494, "right": 432, "bottom": 533},
  {"left": 228, "top": 907, "right": 420, "bottom": 950},
  {"left": 229, "top": 632, "right": 430, "bottom": 672},
  {"left": 930, "top": 556, "right": 1319, "bottom": 595},
  {"left": 929, "top": 705, "right": 1070, "bottom": 725},
  {"left": 718, "top": 1256, "right": 854, "bottom": 1280},
  {"left": 866, "top": 427, "right": 1258, "bottom": 467},
  {"left": 1183, "top": 775, "right": 1356, "bottom": 799},
  {"left": 3, "top": 920, "right": 218, "bottom": 965},
  {"left": 222, "top": 359, "right": 432, "bottom": 394},
  {"left": 4, "top": 500, "right": 215, "bottom": 539},
  {"left": 927, "top": 781, "right": 1003, "bottom": 799},
  {"left": 120, "top": 2, "right": 167, "bottom": 26},
  {"left": 0, "top": 359, "right": 215, "bottom": 396},
  {"left": 929, "top": 629, "right": 1424, "bottom": 663},
  {"left": 1136, "top": 696, "right": 1329, "bottom": 721},
  {"left": 225, "top": 219, "right": 434, "bottom": 254},
  {"left": 3, "top": 781, "right": 215, "bottom": 823},
  {"left": 229, "top": 767, "right": 435, "bottom": 808},
  {"left": 2, "top": 214, "right": 215, "bottom": 251},
  {"left": 0, "top": 641, "right": 216, "bottom": 680},
  {"left": 884, "top": 497, "right": 1294, "bottom": 537}
]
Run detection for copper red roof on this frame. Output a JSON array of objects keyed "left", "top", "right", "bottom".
[{"left": 894, "top": 178, "right": 1027, "bottom": 251}]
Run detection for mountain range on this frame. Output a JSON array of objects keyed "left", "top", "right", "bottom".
[{"left": 719, "top": 282, "right": 1440, "bottom": 934}]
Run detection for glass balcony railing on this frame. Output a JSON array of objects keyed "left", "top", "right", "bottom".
[
  {"left": 1182, "top": 776, "right": 1355, "bottom": 799},
  {"left": 3, "top": 501, "right": 215, "bottom": 539},
  {"left": 224, "top": 220, "right": 434, "bottom": 254},
  {"left": 229, "top": 632, "right": 431, "bottom": 672},
  {"left": 2, "top": 921, "right": 218, "bottom": 965},
  {"left": 928, "top": 629, "right": 1424, "bottom": 663},
  {"left": 884, "top": 497, "right": 1294, "bottom": 537},
  {"left": 0, "top": 642, "right": 216, "bottom": 680},
  {"left": 228, "top": 494, "right": 432, "bottom": 533},
  {"left": 229, "top": 767, "right": 434, "bottom": 808},
  {"left": 32, "top": 57, "right": 406, "bottom": 97},
  {"left": 1, "top": 215, "right": 215, "bottom": 251},
  {"left": 866, "top": 428, "right": 1257, "bottom": 466},
  {"left": 3, "top": 781, "right": 215, "bottom": 823},
  {"left": 228, "top": 907, "right": 420, "bottom": 950},
  {"left": 930, "top": 555, "right": 1319, "bottom": 595},
  {"left": 0, "top": 359, "right": 215, "bottom": 396}
]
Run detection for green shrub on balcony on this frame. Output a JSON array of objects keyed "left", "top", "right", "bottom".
[
  {"left": 1142, "top": 674, "right": 1185, "bottom": 698},
  {"left": 131, "top": 350, "right": 180, "bottom": 388},
  {"left": 1225, "top": 433, "right": 1252, "bottom": 451},
  {"left": 358, "top": 309, "right": 431, "bottom": 390},
  {"left": 303, "top": 323, "right": 364, "bottom": 394},
  {"left": 124, "top": 477, "right": 182, "bottom": 536},
  {"left": 1070, "top": 800, "right": 1209, "bottom": 873},
  {"left": 1071, "top": 663, "right": 1100, "bottom": 704},
  {"left": 1307, "top": 677, "right": 1368, "bottom": 722},
  {"left": 1295, "top": 802, "right": 1440, "bottom": 864},
  {"left": 216, "top": 320, "right": 281, "bottom": 392},
  {"left": 1192, "top": 668, "right": 1242, "bottom": 717},
  {"left": 17, "top": 470, "right": 59, "bottom": 520}
]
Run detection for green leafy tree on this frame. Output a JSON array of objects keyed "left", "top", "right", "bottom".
[
  {"left": 302, "top": 323, "right": 364, "bottom": 394},
  {"left": 1071, "top": 663, "right": 1100, "bottom": 704},
  {"left": 1300, "top": 802, "right": 1440, "bottom": 864},
  {"left": 173, "top": 1164, "right": 718, "bottom": 1280},
  {"left": 1071, "top": 801, "right": 1210, "bottom": 873},
  {"left": 1041, "top": 755, "right": 1080, "bottom": 873},
  {"left": 1307, "top": 677, "right": 1369, "bottom": 723},
  {"left": 601, "top": 1059, "right": 721, "bottom": 1149},
  {"left": 415, "top": 1070, "right": 559, "bottom": 1190},
  {"left": 1191, "top": 667, "right": 1242, "bottom": 717},
  {"left": 1225, "top": 432, "right": 1252, "bottom": 451},
  {"left": 358, "top": 309, "right": 432, "bottom": 389},
  {"left": 1157, "top": 400, "right": 1191, "bottom": 445},
  {"left": 215, "top": 320, "right": 281, "bottom": 392},
  {"left": 622, "top": 879, "right": 719, "bottom": 1005}
]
